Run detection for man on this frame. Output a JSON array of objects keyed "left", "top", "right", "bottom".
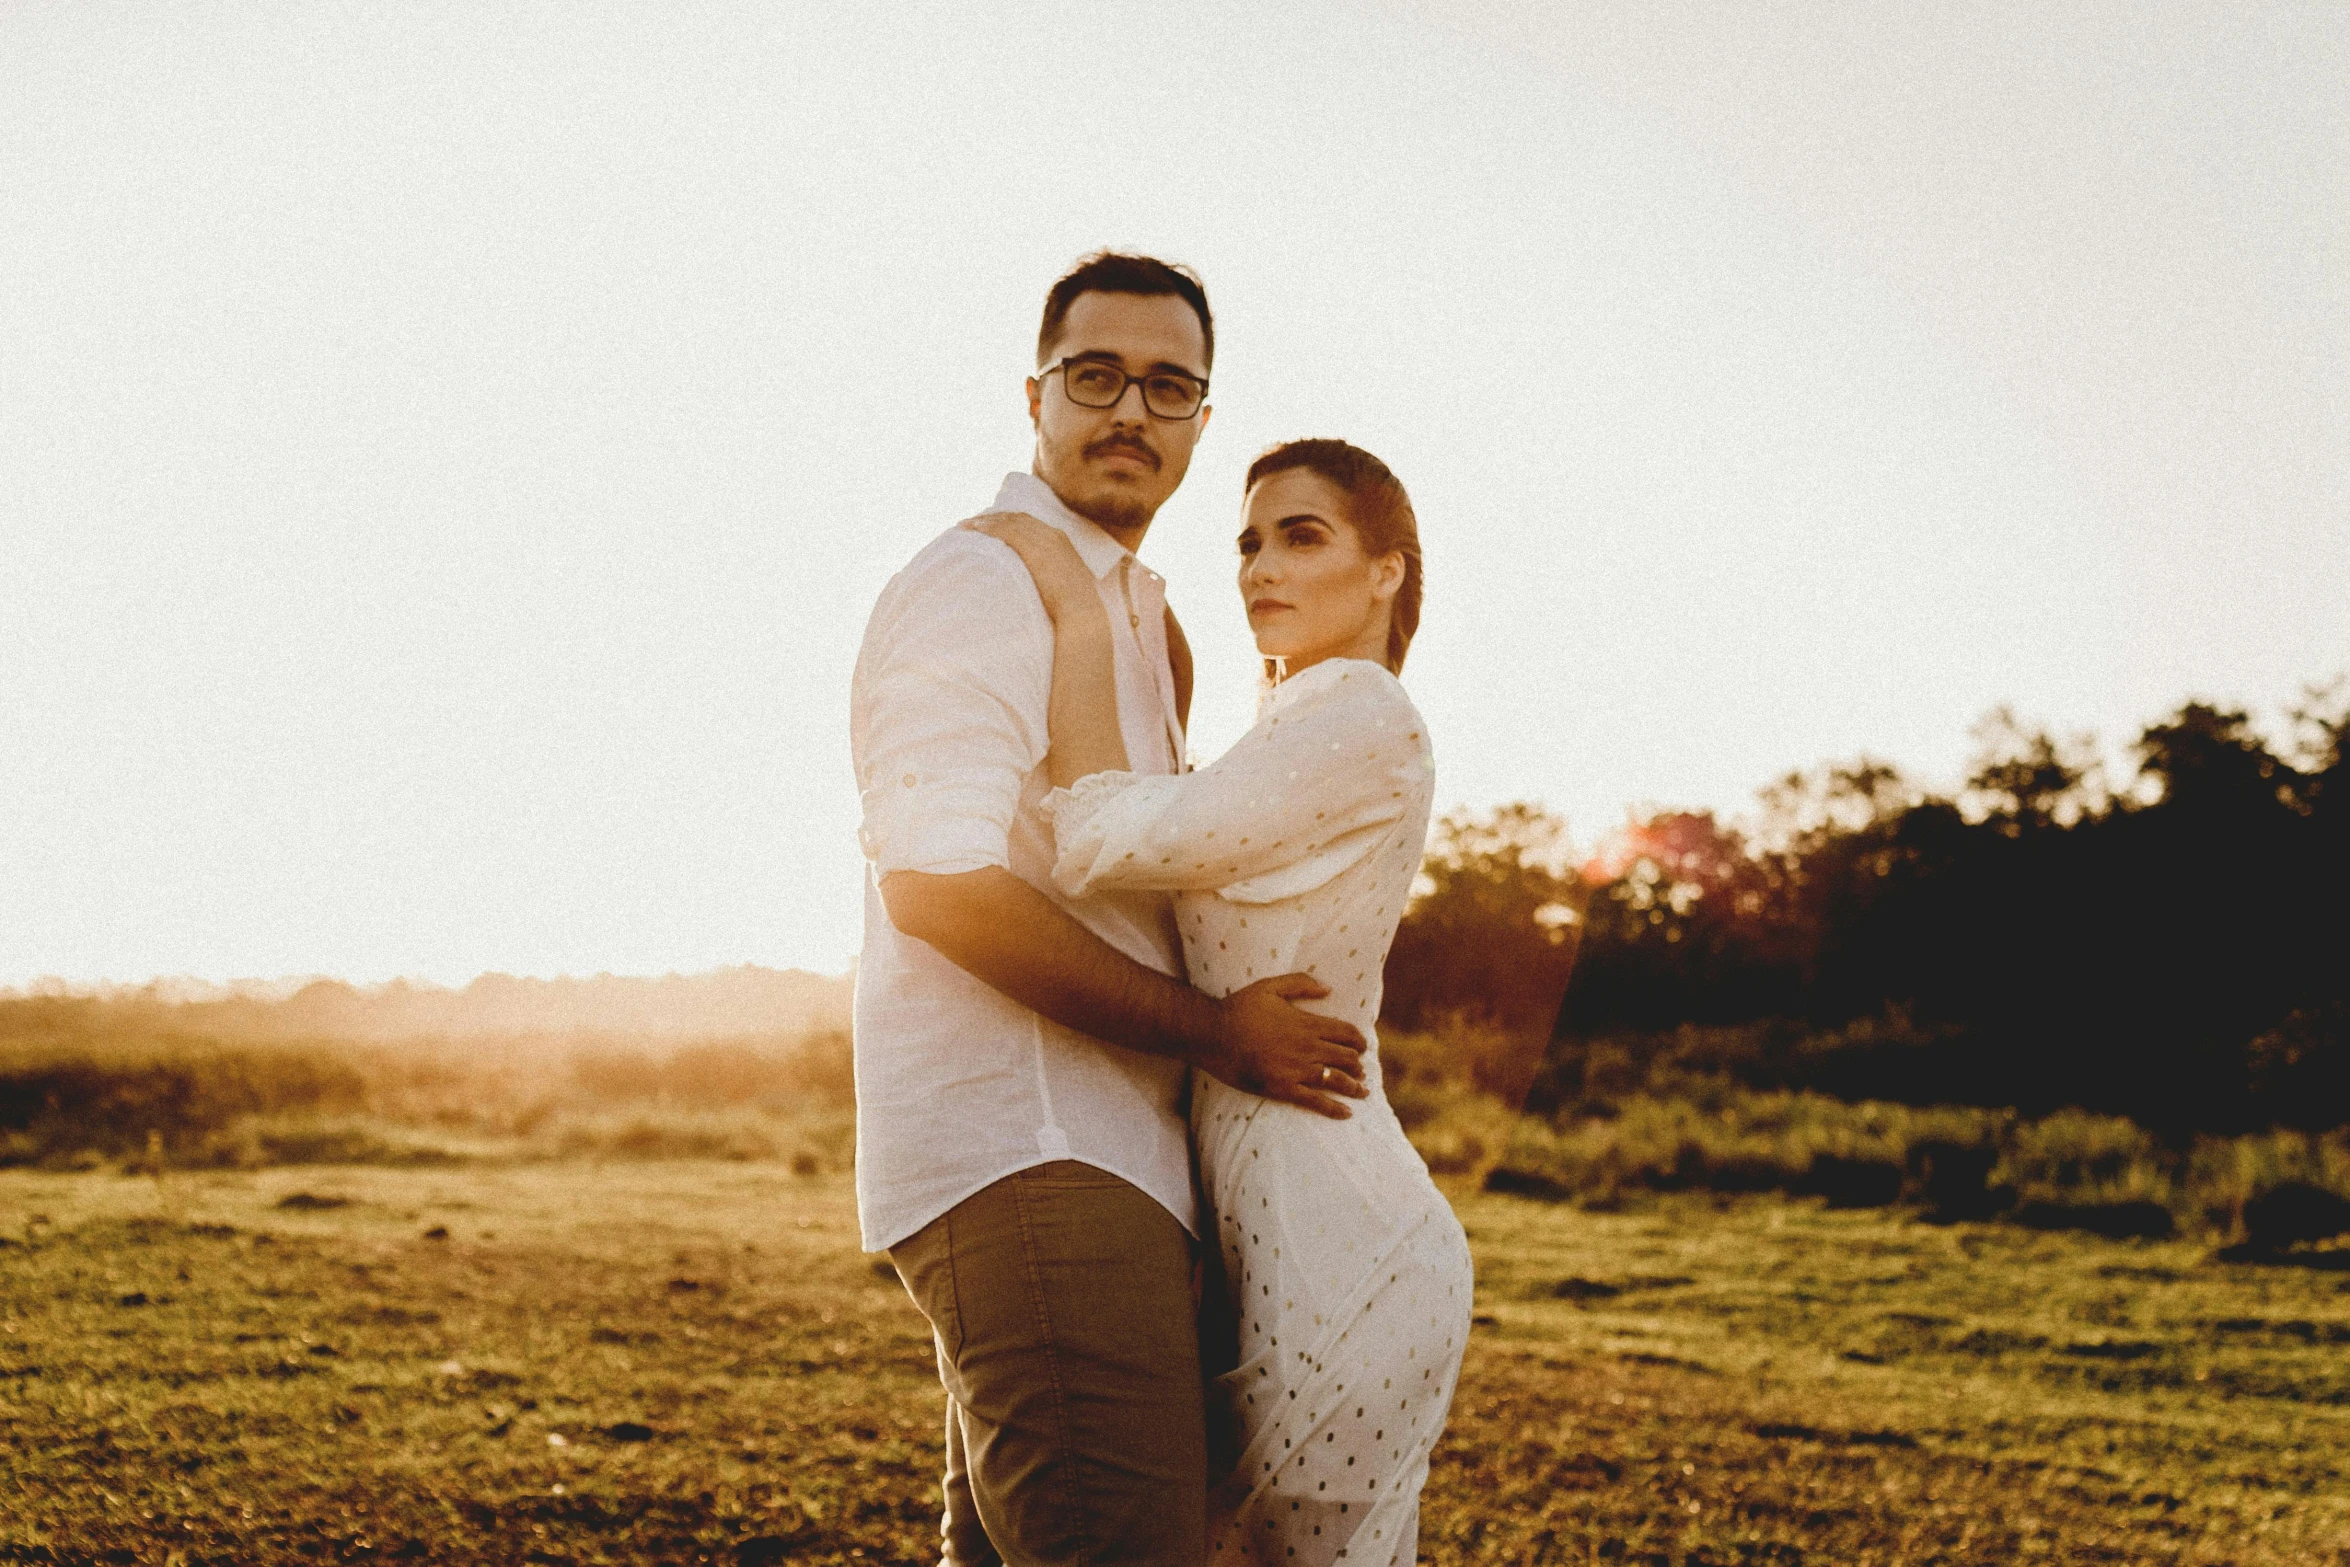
[{"left": 849, "top": 252, "right": 1371, "bottom": 1565}]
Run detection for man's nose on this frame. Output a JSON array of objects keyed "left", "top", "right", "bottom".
[{"left": 1109, "top": 378, "right": 1150, "bottom": 421}]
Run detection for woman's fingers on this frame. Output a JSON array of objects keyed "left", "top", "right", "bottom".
[
  {"left": 961, "top": 511, "right": 1052, "bottom": 559},
  {"left": 966, "top": 511, "right": 1061, "bottom": 557},
  {"left": 961, "top": 512, "right": 1099, "bottom": 621}
]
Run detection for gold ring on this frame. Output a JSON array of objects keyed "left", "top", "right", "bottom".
[{"left": 1320, "top": 1065, "right": 1335, "bottom": 1086}]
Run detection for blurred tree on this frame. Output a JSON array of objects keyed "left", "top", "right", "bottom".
[
  {"left": 1382, "top": 802, "right": 1582, "bottom": 1054},
  {"left": 2287, "top": 680, "right": 2348, "bottom": 819},
  {"left": 2133, "top": 703, "right": 2292, "bottom": 816},
  {"left": 1384, "top": 683, "right": 2349, "bottom": 1137},
  {"left": 1963, "top": 707, "right": 2107, "bottom": 831}
]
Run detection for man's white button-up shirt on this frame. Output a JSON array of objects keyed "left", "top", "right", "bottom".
[{"left": 848, "top": 472, "right": 1192, "bottom": 1253}]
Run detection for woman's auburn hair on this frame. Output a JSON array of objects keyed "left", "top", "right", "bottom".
[{"left": 1243, "top": 438, "right": 1423, "bottom": 673}]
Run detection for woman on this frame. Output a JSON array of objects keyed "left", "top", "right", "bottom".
[{"left": 969, "top": 438, "right": 1471, "bottom": 1566}]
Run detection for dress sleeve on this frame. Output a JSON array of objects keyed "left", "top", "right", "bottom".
[
  {"left": 853, "top": 533, "right": 1052, "bottom": 878},
  {"left": 1043, "top": 662, "right": 1430, "bottom": 905}
]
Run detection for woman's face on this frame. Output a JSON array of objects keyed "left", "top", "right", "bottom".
[{"left": 1237, "top": 469, "right": 1403, "bottom": 673}]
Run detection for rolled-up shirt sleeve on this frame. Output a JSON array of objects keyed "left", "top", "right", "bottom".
[{"left": 854, "top": 535, "right": 1052, "bottom": 878}]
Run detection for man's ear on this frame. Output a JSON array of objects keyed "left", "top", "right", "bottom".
[
  {"left": 1026, "top": 377, "right": 1042, "bottom": 429},
  {"left": 1198, "top": 403, "right": 1212, "bottom": 436}
]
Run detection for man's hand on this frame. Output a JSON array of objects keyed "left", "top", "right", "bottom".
[{"left": 1204, "top": 973, "right": 1369, "bottom": 1120}]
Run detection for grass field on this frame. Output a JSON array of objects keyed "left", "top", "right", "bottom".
[{"left": 3, "top": 1162, "right": 2346, "bottom": 1566}]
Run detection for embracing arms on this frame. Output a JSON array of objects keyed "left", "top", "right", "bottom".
[
  {"left": 867, "top": 519, "right": 1364, "bottom": 1116},
  {"left": 960, "top": 513, "right": 1426, "bottom": 906},
  {"left": 880, "top": 868, "right": 1364, "bottom": 1113}
]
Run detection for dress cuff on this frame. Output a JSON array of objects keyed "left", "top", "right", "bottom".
[
  {"left": 1041, "top": 770, "right": 1141, "bottom": 896},
  {"left": 1039, "top": 769, "right": 1138, "bottom": 830}
]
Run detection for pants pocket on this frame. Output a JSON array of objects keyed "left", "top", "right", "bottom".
[{"left": 889, "top": 1209, "right": 965, "bottom": 1363}]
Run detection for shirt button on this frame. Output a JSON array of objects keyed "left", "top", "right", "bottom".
[{"left": 902, "top": 773, "right": 917, "bottom": 788}]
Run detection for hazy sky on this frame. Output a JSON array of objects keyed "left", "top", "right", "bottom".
[{"left": 5, "top": 2, "right": 2345, "bottom": 986}]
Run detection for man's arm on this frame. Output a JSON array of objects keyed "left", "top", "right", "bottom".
[{"left": 881, "top": 865, "right": 1368, "bottom": 1117}]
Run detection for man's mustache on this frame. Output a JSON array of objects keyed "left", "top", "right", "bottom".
[{"left": 1084, "top": 435, "right": 1161, "bottom": 470}]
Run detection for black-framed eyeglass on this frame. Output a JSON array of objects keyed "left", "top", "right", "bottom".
[{"left": 1041, "top": 357, "right": 1209, "bottom": 420}]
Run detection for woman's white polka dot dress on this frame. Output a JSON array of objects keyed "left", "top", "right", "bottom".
[{"left": 1047, "top": 657, "right": 1474, "bottom": 1566}]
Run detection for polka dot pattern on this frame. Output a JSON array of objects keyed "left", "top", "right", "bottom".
[
  {"left": 1043, "top": 659, "right": 1471, "bottom": 1565},
  {"left": 1197, "top": 1079, "right": 1472, "bottom": 1566}
]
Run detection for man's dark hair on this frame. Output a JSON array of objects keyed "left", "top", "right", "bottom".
[{"left": 1037, "top": 252, "right": 1214, "bottom": 372}]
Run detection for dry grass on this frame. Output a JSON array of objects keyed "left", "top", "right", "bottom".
[
  {"left": 1448, "top": 1190, "right": 2350, "bottom": 1564},
  {"left": 0, "top": 989, "right": 857, "bottom": 1178},
  {"left": 4, "top": 1164, "right": 2346, "bottom": 1565}
]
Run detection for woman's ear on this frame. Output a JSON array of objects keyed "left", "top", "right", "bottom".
[{"left": 1371, "top": 549, "right": 1406, "bottom": 604}]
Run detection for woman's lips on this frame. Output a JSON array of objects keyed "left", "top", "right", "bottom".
[{"left": 1248, "top": 599, "right": 1293, "bottom": 616}]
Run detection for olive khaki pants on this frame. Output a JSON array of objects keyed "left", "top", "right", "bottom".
[{"left": 890, "top": 1161, "right": 1207, "bottom": 1566}]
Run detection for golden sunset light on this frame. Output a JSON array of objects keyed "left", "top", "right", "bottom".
[{"left": 5, "top": 7, "right": 2346, "bottom": 1563}]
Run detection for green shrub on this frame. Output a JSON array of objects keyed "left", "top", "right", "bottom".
[
  {"left": 0, "top": 1045, "right": 366, "bottom": 1166},
  {"left": 2002, "top": 1110, "right": 2173, "bottom": 1207},
  {"left": 1480, "top": 1085, "right": 2350, "bottom": 1241}
]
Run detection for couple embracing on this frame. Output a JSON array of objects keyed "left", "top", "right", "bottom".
[{"left": 850, "top": 251, "right": 1470, "bottom": 1566}]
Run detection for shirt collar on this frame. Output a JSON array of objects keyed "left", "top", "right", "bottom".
[{"left": 992, "top": 471, "right": 1142, "bottom": 584}]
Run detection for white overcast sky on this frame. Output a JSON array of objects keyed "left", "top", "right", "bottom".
[{"left": 4, "top": 2, "right": 2345, "bottom": 986}]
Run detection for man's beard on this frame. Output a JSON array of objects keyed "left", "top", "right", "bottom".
[
  {"left": 1064, "top": 485, "right": 1149, "bottom": 533},
  {"left": 1042, "top": 436, "right": 1161, "bottom": 532}
]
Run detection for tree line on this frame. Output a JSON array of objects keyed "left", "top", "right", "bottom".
[{"left": 1382, "top": 687, "right": 2349, "bottom": 1137}]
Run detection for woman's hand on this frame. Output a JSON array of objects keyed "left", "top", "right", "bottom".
[
  {"left": 963, "top": 512, "right": 1104, "bottom": 631},
  {"left": 964, "top": 510, "right": 1127, "bottom": 788}
]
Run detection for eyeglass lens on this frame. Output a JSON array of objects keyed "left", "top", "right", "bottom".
[{"left": 1061, "top": 361, "right": 1203, "bottom": 418}]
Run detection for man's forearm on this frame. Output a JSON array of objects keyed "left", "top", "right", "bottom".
[{"left": 880, "top": 866, "right": 1226, "bottom": 1065}]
